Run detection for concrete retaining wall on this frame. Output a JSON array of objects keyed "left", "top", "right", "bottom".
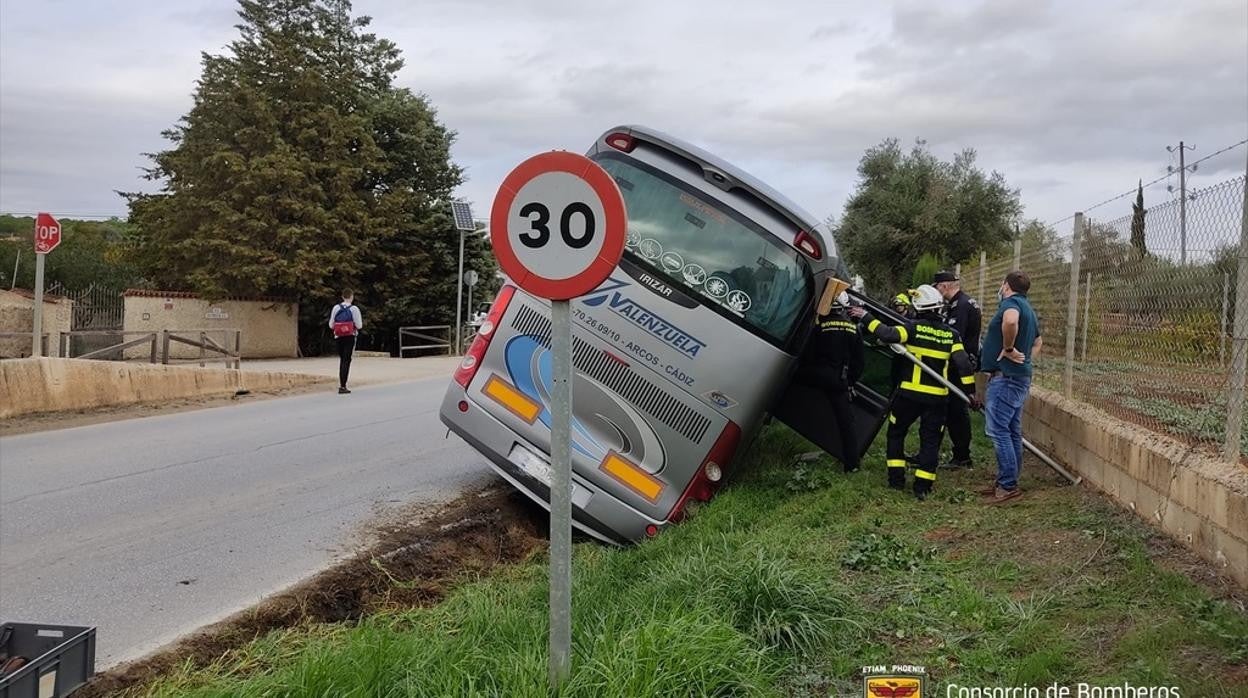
[
  {"left": 1024, "top": 386, "right": 1248, "bottom": 587},
  {"left": 0, "top": 358, "right": 325, "bottom": 418}
]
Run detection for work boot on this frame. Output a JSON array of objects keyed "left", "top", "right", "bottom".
[
  {"left": 986, "top": 486, "right": 1022, "bottom": 504},
  {"left": 913, "top": 479, "right": 932, "bottom": 501},
  {"left": 887, "top": 471, "right": 906, "bottom": 490}
]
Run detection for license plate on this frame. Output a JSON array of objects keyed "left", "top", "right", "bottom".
[{"left": 509, "top": 444, "right": 553, "bottom": 486}]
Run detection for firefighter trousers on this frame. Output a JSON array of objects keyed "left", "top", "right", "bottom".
[
  {"left": 945, "top": 397, "right": 972, "bottom": 462},
  {"left": 885, "top": 396, "right": 946, "bottom": 493}
]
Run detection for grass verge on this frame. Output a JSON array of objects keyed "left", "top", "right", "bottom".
[{"left": 125, "top": 415, "right": 1247, "bottom": 697}]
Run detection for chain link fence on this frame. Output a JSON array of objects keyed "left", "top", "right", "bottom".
[{"left": 962, "top": 170, "right": 1248, "bottom": 463}]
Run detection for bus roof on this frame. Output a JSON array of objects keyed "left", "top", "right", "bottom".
[{"left": 599, "top": 124, "right": 827, "bottom": 237}]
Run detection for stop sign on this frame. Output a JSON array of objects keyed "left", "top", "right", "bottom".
[{"left": 34, "top": 212, "right": 61, "bottom": 254}]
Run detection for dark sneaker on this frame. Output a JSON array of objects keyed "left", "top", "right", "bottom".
[
  {"left": 986, "top": 487, "right": 1022, "bottom": 504},
  {"left": 338, "top": 387, "right": 351, "bottom": 394}
]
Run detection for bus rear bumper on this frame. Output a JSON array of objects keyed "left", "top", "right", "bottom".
[{"left": 438, "top": 385, "right": 667, "bottom": 545}]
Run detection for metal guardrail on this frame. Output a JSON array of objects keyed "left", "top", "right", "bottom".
[{"left": 398, "top": 325, "right": 452, "bottom": 356}]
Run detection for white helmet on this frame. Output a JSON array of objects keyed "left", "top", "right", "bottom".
[
  {"left": 831, "top": 291, "right": 850, "bottom": 309},
  {"left": 911, "top": 284, "right": 944, "bottom": 313}
]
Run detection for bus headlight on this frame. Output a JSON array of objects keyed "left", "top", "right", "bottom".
[{"left": 704, "top": 462, "right": 722, "bottom": 482}]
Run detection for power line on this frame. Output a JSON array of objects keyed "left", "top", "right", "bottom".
[{"left": 1044, "top": 138, "right": 1248, "bottom": 228}]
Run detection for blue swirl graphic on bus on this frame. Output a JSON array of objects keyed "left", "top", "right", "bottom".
[
  {"left": 504, "top": 335, "right": 604, "bottom": 460},
  {"left": 582, "top": 279, "right": 706, "bottom": 359}
]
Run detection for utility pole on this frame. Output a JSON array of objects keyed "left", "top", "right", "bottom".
[{"left": 1167, "top": 141, "right": 1195, "bottom": 265}]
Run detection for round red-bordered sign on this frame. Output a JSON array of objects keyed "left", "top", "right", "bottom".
[{"left": 490, "top": 151, "right": 627, "bottom": 300}]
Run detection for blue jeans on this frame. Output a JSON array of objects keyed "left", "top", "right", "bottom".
[{"left": 985, "top": 375, "right": 1031, "bottom": 491}]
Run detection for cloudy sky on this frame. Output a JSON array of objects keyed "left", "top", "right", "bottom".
[{"left": 1, "top": 0, "right": 1245, "bottom": 231}]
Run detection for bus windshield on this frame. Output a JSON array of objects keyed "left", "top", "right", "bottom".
[{"left": 597, "top": 155, "right": 812, "bottom": 344}]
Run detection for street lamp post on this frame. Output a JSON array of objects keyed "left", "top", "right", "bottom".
[{"left": 450, "top": 201, "right": 477, "bottom": 354}]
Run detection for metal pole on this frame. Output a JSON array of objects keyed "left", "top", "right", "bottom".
[
  {"left": 977, "top": 251, "right": 986, "bottom": 306},
  {"left": 1179, "top": 141, "right": 1187, "bottom": 265},
  {"left": 1080, "top": 272, "right": 1092, "bottom": 363},
  {"left": 10, "top": 248, "right": 19, "bottom": 290},
  {"left": 1013, "top": 238, "right": 1022, "bottom": 270},
  {"left": 454, "top": 230, "right": 466, "bottom": 355},
  {"left": 1223, "top": 272, "right": 1230, "bottom": 367},
  {"left": 467, "top": 283, "right": 474, "bottom": 335},
  {"left": 31, "top": 253, "right": 45, "bottom": 357},
  {"left": 1222, "top": 151, "right": 1248, "bottom": 462},
  {"left": 1063, "top": 213, "right": 1084, "bottom": 398},
  {"left": 548, "top": 299, "right": 573, "bottom": 687}
]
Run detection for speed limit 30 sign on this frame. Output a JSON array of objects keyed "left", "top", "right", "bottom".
[{"left": 489, "top": 151, "right": 626, "bottom": 300}]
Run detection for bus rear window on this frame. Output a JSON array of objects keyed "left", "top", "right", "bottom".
[{"left": 597, "top": 156, "right": 811, "bottom": 344}]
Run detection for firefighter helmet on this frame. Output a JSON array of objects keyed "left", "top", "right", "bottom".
[{"left": 911, "top": 284, "right": 944, "bottom": 313}]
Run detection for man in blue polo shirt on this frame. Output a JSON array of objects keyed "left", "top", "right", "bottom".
[{"left": 979, "top": 270, "right": 1042, "bottom": 503}]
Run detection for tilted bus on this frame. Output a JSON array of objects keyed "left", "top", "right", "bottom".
[{"left": 440, "top": 125, "right": 900, "bottom": 543}]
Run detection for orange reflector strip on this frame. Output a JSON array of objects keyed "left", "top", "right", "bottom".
[
  {"left": 600, "top": 451, "right": 663, "bottom": 503},
  {"left": 482, "top": 374, "right": 541, "bottom": 424}
]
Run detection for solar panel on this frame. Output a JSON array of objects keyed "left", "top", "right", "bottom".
[{"left": 450, "top": 201, "right": 476, "bottom": 231}]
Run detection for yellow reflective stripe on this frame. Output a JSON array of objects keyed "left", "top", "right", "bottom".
[
  {"left": 951, "top": 343, "right": 965, "bottom": 353},
  {"left": 896, "top": 326, "right": 909, "bottom": 343},
  {"left": 887, "top": 459, "right": 907, "bottom": 468},
  {"left": 908, "top": 346, "right": 951, "bottom": 359},
  {"left": 961, "top": 375, "right": 976, "bottom": 385},
  {"left": 888, "top": 412, "right": 897, "bottom": 424},
  {"left": 915, "top": 469, "right": 937, "bottom": 481},
  {"left": 900, "top": 380, "right": 948, "bottom": 396},
  {"left": 867, "top": 319, "right": 881, "bottom": 332}
]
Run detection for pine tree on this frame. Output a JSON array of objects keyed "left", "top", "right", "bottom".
[
  {"left": 125, "top": 0, "right": 478, "bottom": 353},
  {"left": 1130, "top": 179, "right": 1148, "bottom": 257}
]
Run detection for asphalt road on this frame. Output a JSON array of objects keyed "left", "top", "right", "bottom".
[{"left": 0, "top": 377, "right": 492, "bottom": 667}]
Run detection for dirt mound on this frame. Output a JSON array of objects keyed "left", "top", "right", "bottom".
[{"left": 79, "top": 486, "right": 545, "bottom": 697}]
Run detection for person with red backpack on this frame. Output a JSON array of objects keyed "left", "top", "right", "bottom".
[{"left": 328, "top": 290, "right": 363, "bottom": 394}]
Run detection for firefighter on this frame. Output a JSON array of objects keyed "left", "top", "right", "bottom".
[
  {"left": 848, "top": 285, "right": 977, "bottom": 500},
  {"left": 798, "top": 291, "right": 865, "bottom": 472},
  {"left": 933, "top": 271, "right": 982, "bottom": 470}
]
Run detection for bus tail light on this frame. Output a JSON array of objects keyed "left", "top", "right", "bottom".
[
  {"left": 668, "top": 421, "right": 741, "bottom": 522},
  {"left": 453, "top": 285, "right": 516, "bottom": 388},
  {"left": 794, "top": 230, "right": 823, "bottom": 260},
  {"left": 605, "top": 132, "right": 636, "bottom": 153}
]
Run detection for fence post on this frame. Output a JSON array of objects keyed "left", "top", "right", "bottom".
[
  {"left": 199, "top": 331, "right": 206, "bottom": 368},
  {"left": 1223, "top": 154, "right": 1248, "bottom": 462},
  {"left": 235, "top": 330, "right": 242, "bottom": 370},
  {"left": 1013, "top": 238, "right": 1022, "bottom": 270},
  {"left": 1222, "top": 272, "right": 1230, "bottom": 367},
  {"left": 1080, "top": 272, "right": 1093, "bottom": 363},
  {"left": 161, "top": 330, "right": 170, "bottom": 364},
  {"left": 150, "top": 334, "right": 158, "bottom": 364},
  {"left": 977, "top": 251, "right": 986, "bottom": 304},
  {"left": 1063, "top": 213, "right": 1084, "bottom": 398}
]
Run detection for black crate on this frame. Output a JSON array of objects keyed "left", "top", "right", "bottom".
[{"left": 0, "top": 623, "right": 96, "bottom": 698}]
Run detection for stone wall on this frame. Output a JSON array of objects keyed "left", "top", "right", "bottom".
[
  {"left": 0, "top": 358, "right": 325, "bottom": 418},
  {"left": 0, "top": 289, "right": 72, "bottom": 358},
  {"left": 123, "top": 291, "right": 298, "bottom": 359},
  {"left": 1024, "top": 386, "right": 1248, "bottom": 587}
]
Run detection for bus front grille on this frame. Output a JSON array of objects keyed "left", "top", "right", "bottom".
[{"left": 510, "top": 305, "right": 712, "bottom": 444}]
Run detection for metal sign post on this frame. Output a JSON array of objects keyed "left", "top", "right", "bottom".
[
  {"left": 450, "top": 201, "right": 477, "bottom": 354},
  {"left": 464, "top": 270, "right": 479, "bottom": 328},
  {"left": 488, "top": 151, "right": 626, "bottom": 688},
  {"left": 31, "top": 213, "right": 62, "bottom": 357}
]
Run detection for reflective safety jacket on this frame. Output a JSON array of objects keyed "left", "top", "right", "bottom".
[
  {"left": 798, "top": 313, "right": 864, "bottom": 393},
  {"left": 860, "top": 313, "right": 975, "bottom": 404}
]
